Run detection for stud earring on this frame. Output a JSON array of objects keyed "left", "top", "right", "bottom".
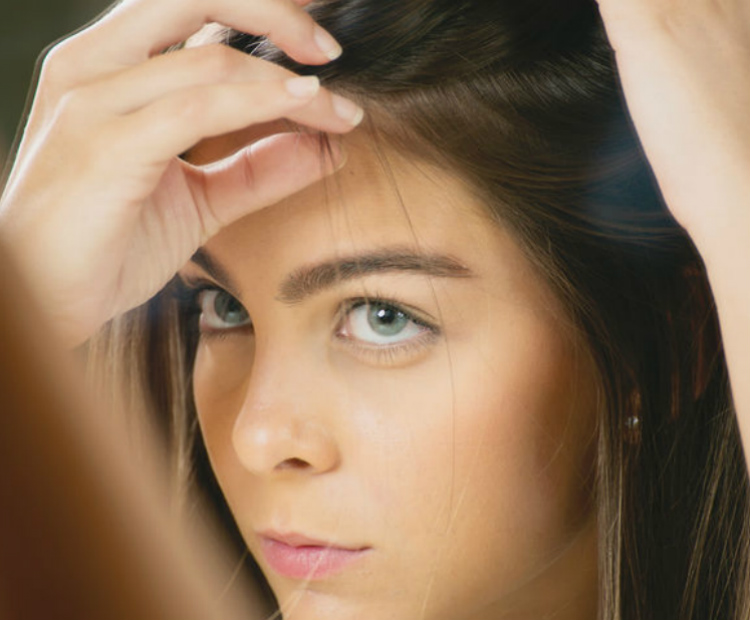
[
  {"left": 624, "top": 415, "right": 641, "bottom": 431},
  {"left": 624, "top": 414, "right": 642, "bottom": 444}
]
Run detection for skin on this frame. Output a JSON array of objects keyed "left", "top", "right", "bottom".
[
  {"left": 0, "top": 0, "right": 363, "bottom": 348},
  {"left": 0, "top": 0, "right": 749, "bottom": 617},
  {"left": 182, "top": 134, "right": 599, "bottom": 620},
  {"left": 594, "top": 0, "right": 750, "bottom": 457}
]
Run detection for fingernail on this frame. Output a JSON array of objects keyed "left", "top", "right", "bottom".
[
  {"left": 285, "top": 75, "right": 320, "bottom": 98},
  {"left": 332, "top": 94, "right": 365, "bottom": 126},
  {"left": 314, "top": 25, "right": 342, "bottom": 61}
]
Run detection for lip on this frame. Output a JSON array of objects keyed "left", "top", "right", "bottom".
[{"left": 257, "top": 531, "right": 370, "bottom": 580}]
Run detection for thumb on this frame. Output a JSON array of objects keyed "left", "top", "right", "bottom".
[{"left": 184, "top": 132, "right": 347, "bottom": 238}]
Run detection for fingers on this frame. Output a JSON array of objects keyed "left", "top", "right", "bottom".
[
  {"left": 184, "top": 132, "right": 345, "bottom": 235},
  {"left": 107, "top": 0, "right": 341, "bottom": 62},
  {"left": 110, "top": 75, "right": 361, "bottom": 165},
  {"left": 2, "top": 0, "right": 356, "bottom": 346},
  {"left": 63, "top": 45, "right": 330, "bottom": 116},
  {"left": 42, "top": 0, "right": 341, "bottom": 93}
]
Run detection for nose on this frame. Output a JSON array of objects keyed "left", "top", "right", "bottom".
[{"left": 231, "top": 352, "right": 341, "bottom": 477}]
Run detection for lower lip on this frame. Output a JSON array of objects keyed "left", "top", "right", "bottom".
[{"left": 258, "top": 537, "right": 369, "bottom": 580}]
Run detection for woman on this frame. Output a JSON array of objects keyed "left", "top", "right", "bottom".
[{"left": 2, "top": 1, "right": 750, "bottom": 619}]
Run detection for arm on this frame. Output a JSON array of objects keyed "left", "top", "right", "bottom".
[{"left": 596, "top": 1, "right": 750, "bottom": 452}]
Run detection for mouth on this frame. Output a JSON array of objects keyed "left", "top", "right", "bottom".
[{"left": 257, "top": 530, "right": 371, "bottom": 580}]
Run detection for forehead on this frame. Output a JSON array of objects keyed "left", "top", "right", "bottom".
[{"left": 201, "top": 130, "right": 529, "bottom": 280}]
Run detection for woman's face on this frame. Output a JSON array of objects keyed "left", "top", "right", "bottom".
[{"left": 182, "top": 133, "right": 599, "bottom": 620}]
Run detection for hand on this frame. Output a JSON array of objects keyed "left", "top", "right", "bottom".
[
  {"left": 595, "top": 0, "right": 750, "bottom": 242},
  {"left": 0, "top": 0, "right": 363, "bottom": 348}
]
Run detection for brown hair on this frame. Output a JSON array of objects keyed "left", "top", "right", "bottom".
[{"left": 89, "top": 1, "right": 750, "bottom": 618}]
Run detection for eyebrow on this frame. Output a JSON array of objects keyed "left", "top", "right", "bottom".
[
  {"left": 278, "top": 247, "right": 473, "bottom": 304},
  {"left": 187, "top": 246, "right": 473, "bottom": 304}
]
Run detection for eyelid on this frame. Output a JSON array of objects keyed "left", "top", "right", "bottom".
[
  {"left": 178, "top": 272, "right": 225, "bottom": 294},
  {"left": 339, "top": 296, "right": 440, "bottom": 332},
  {"left": 334, "top": 297, "right": 441, "bottom": 366},
  {"left": 172, "top": 274, "right": 213, "bottom": 310},
  {"left": 174, "top": 275, "right": 251, "bottom": 336},
  {"left": 177, "top": 273, "right": 246, "bottom": 306}
]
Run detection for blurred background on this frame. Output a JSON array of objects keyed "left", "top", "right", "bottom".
[{"left": 1, "top": 0, "right": 111, "bottom": 170}]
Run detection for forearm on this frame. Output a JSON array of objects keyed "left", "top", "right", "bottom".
[
  {"left": 595, "top": 0, "right": 750, "bottom": 465},
  {"left": 693, "top": 207, "right": 750, "bottom": 443}
]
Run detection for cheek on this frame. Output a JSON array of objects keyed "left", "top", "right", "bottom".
[
  {"left": 459, "top": 314, "right": 596, "bottom": 527},
  {"left": 453, "top": 332, "right": 596, "bottom": 536},
  {"left": 192, "top": 339, "right": 255, "bottom": 479},
  {"left": 377, "top": 315, "right": 595, "bottom": 526},
  {"left": 345, "top": 310, "right": 597, "bottom": 606}
]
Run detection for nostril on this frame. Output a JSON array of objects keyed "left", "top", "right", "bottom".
[{"left": 276, "top": 457, "right": 311, "bottom": 471}]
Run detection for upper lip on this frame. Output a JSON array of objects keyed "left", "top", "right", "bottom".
[{"left": 259, "top": 529, "right": 368, "bottom": 550}]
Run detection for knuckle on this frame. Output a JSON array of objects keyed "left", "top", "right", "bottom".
[
  {"left": 275, "top": 0, "right": 315, "bottom": 36},
  {"left": 194, "top": 44, "right": 242, "bottom": 81},
  {"left": 266, "top": 22, "right": 302, "bottom": 47},
  {"left": 238, "top": 148, "right": 259, "bottom": 195},
  {"left": 39, "top": 36, "right": 82, "bottom": 89},
  {"left": 57, "top": 87, "right": 91, "bottom": 121},
  {"left": 276, "top": 0, "right": 308, "bottom": 22},
  {"left": 40, "top": 39, "right": 71, "bottom": 72}
]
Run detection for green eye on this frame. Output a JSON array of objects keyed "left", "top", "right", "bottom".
[
  {"left": 367, "top": 303, "right": 410, "bottom": 337},
  {"left": 340, "top": 300, "right": 429, "bottom": 346},
  {"left": 198, "top": 289, "right": 251, "bottom": 331}
]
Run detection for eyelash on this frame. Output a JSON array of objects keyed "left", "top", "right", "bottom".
[
  {"left": 171, "top": 277, "right": 243, "bottom": 341},
  {"left": 172, "top": 277, "right": 441, "bottom": 358},
  {"left": 334, "top": 297, "right": 440, "bottom": 363}
]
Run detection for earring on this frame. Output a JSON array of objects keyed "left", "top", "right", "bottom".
[
  {"left": 624, "top": 388, "right": 643, "bottom": 443},
  {"left": 624, "top": 415, "right": 641, "bottom": 431},
  {"left": 624, "top": 414, "right": 642, "bottom": 444}
]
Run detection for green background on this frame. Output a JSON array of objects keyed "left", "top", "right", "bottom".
[{"left": 1, "top": 1, "right": 110, "bottom": 169}]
